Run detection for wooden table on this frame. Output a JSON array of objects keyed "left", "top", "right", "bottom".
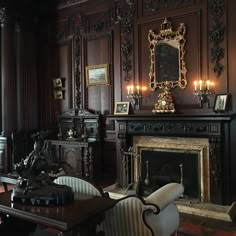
[
  {"left": 0, "top": 174, "right": 18, "bottom": 192},
  {"left": 0, "top": 191, "right": 117, "bottom": 235}
]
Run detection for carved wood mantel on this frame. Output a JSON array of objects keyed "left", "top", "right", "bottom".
[{"left": 107, "top": 113, "right": 236, "bottom": 205}]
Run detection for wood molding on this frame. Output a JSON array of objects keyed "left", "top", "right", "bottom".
[{"left": 57, "top": 0, "right": 88, "bottom": 9}]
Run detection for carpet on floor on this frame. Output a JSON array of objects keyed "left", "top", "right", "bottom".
[{"left": 178, "top": 220, "right": 236, "bottom": 236}]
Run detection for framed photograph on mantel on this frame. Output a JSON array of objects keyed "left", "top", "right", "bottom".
[
  {"left": 213, "top": 94, "right": 228, "bottom": 112},
  {"left": 86, "top": 64, "right": 109, "bottom": 86},
  {"left": 114, "top": 102, "right": 130, "bottom": 115}
]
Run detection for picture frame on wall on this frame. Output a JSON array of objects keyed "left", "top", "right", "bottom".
[
  {"left": 54, "top": 90, "right": 64, "bottom": 100},
  {"left": 86, "top": 64, "right": 109, "bottom": 86},
  {"left": 213, "top": 94, "right": 228, "bottom": 112},
  {"left": 114, "top": 102, "right": 130, "bottom": 115},
  {"left": 53, "top": 78, "right": 63, "bottom": 88}
]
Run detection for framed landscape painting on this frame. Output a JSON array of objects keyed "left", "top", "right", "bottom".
[{"left": 86, "top": 64, "right": 109, "bottom": 86}]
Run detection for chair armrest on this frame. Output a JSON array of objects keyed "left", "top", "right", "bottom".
[{"left": 145, "top": 183, "right": 184, "bottom": 211}]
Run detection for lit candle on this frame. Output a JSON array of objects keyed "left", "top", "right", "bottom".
[
  {"left": 207, "top": 80, "right": 210, "bottom": 90},
  {"left": 127, "top": 86, "right": 130, "bottom": 94},
  {"left": 142, "top": 86, "right": 147, "bottom": 91},
  {"left": 199, "top": 80, "right": 202, "bottom": 90},
  {"left": 194, "top": 81, "right": 197, "bottom": 91},
  {"left": 136, "top": 85, "right": 140, "bottom": 94},
  {"left": 130, "top": 85, "right": 134, "bottom": 94}
]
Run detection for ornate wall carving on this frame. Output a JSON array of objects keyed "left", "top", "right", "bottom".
[
  {"left": 118, "top": 0, "right": 136, "bottom": 81},
  {"left": 208, "top": 0, "right": 225, "bottom": 78},
  {"left": 143, "top": 0, "right": 195, "bottom": 12}
]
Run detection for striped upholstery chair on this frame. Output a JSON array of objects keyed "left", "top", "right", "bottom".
[
  {"left": 98, "top": 183, "right": 184, "bottom": 236},
  {"left": 53, "top": 175, "right": 107, "bottom": 197}
]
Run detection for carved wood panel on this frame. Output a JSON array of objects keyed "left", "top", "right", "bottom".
[
  {"left": 51, "top": 38, "right": 74, "bottom": 112},
  {"left": 141, "top": 0, "right": 196, "bottom": 17}
]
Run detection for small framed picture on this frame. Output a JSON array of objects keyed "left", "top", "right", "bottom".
[
  {"left": 86, "top": 64, "right": 109, "bottom": 86},
  {"left": 54, "top": 90, "right": 64, "bottom": 100},
  {"left": 213, "top": 94, "right": 228, "bottom": 112},
  {"left": 114, "top": 102, "right": 130, "bottom": 115},
  {"left": 53, "top": 78, "right": 63, "bottom": 88}
]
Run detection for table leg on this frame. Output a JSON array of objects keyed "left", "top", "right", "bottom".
[{"left": 2, "top": 182, "right": 8, "bottom": 192}]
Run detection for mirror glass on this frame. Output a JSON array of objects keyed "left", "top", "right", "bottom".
[{"left": 148, "top": 18, "right": 187, "bottom": 91}]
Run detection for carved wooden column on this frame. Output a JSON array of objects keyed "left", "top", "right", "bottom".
[
  {"left": 84, "top": 145, "right": 91, "bottom": 178},
  {"left": 209, "top": 137, "right": 222, "bottom": 204},
  {"left": 0, "top": 8, "right": 16, "bottom": 136}
]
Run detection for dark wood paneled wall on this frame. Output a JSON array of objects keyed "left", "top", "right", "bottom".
[{"left": 46, "top": 0, "right": 233, "bottom": 116}]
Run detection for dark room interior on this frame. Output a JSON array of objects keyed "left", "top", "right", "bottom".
[{"left": 0, "top": 0, "right": 236, "bottom": 235}]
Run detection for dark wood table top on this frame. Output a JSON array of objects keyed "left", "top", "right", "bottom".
[{"left": 0, "top": 191, "right": 117, "bottom": 232}]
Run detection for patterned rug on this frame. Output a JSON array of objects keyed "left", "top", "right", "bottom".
[{"left": 178, "top": 220, "right": 236, "bottom": 236}]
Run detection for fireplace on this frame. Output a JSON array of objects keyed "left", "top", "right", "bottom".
[
  {"left": 110, "top": 114, "right": 235, "bottom": 205},
  {"left": 132, "top": 136, "right": 210, "bottom": 202}
]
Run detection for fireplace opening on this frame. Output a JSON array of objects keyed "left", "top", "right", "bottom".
[
  {"left": 132, "top": 136, "right": 210, "bottom": 202},
  {"left": 140, "top": 149, "right": 199, "bottom": 199}
]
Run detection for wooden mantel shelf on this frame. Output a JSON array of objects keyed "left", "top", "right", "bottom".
[
  {"left": 106, "top": 112, "right": 236, "bottom": 139},
  {"left": 106, "top": 112, "right": 236, "bottom": 122}
]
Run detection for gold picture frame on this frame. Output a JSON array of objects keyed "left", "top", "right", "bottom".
[
  {"left": 86, "top": 64, "right": 109, "bottom": 86},
  {"left": 114, "top": 102, "right": 130, "bottom": 115}
]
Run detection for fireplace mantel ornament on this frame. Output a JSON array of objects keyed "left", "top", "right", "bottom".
[
  {"left": 148, "top": 18, "right": 187, "bottom": 113},
  {"left": 152, "top": 82, "right": 175, "bottom": 113}
]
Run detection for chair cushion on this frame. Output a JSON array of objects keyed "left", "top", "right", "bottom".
[{"left": 53, "top": 176, "right": 103, "bottom": 196}]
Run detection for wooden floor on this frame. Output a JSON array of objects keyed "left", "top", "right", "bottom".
[{"left": 179, "top": 213, "right": 236, "bottom": 234}]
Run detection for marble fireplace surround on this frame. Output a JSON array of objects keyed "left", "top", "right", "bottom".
[{"left": 132, "top": 136, "right": 210, "bottom": 202}]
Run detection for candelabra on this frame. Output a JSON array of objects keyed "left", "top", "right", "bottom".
[
  {"left": 127, "top": 85, "right": 146, "bottom": 110},
  {"left": 127, "top": 92, "right": 141, "bottom": 110},
  {"left": 193, "top": 80, "right": 213, "bottom": 107}
]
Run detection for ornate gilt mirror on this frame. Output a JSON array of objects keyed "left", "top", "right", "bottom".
[{"left": 148, "top": 18, "right": 187, "bottom": 113}]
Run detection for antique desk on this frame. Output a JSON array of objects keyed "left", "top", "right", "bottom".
[{"left": 0, "top": 191, "right": 116, "bottom": 236}]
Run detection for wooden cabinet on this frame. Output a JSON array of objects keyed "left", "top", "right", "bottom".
[
  {"left": 47, "top": 140, "right": 100, "bottom": 179},
  {"left": 48, "top": 109, "right": 101, "bottom": 179},
  {"left": 57, "top": 109, "right": 100, "bottom": 142}
]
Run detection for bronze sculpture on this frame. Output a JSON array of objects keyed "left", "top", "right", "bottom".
[{"left": 12, "top": 131, "right": 74, "bottom": 205}]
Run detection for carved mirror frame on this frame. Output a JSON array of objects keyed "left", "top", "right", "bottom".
[{"left": 148, "top": 18, "right": 187, "bottom": 91}]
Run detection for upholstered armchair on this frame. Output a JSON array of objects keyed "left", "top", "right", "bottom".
[
  {"left": 97, "top": 182, "right": 184, "bottom": 236},
  {"left": 53, "top": 175, "right": 107, "bottom": 197},
  {"left": 41, "top": 176, "right": 183, "bottom": 236}
]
